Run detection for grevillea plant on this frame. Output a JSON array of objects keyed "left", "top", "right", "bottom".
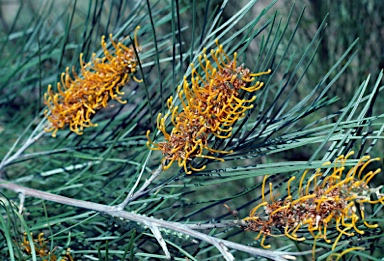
[
  {"left": 147, "top": 40, "right": 271, "bottom": 174},
  {"left": 2, "top": 1, "right": 384, "bottom": 261},
  {"left": 44, "top": 27, "right": 141, "bottom": 137},
  {"left": 243, "top": 151, "right": 384, "bottom": 260}
]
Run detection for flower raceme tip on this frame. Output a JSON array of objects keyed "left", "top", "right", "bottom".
[
  {"left": 44, "top": 27, "right": 141, "bottom": 137},
  {"left": 147, "top": 39, "right": 271, "bottom": 174}
]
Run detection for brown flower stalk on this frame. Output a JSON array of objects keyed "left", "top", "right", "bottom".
[
  {"left": 44, "top": 27, "right": 141, "bottom": 137},
  {"left": 244, "top": 151, "right": 383, "bottom": 259},
  {"left": 147, "top": 40, "right": 271, "bottom": 174}
]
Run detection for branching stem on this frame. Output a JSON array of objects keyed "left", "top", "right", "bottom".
[
  {"left": 0, "top": 179, "right": 302, "bottom": 261},
  {"left": 116, "top": 163, "right": 163, "bottom": 210},
  {"left": 0, "top": 130, "right": 45, "bottom": 171}
]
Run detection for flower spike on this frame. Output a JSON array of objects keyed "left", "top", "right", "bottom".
[
  {"left": 147, "top": 40, "right": 271, "bottom": 174},
  {"left": 243, "top": 152, "right": 383, "bottom": 259},
  {"left": 44, "top": 27, "right": 141, "bottom": 137}
]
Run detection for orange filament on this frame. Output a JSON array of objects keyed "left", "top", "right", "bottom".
[
  {"left": 246, "top": 202, "right": 268, "bottom": 218},
  {"left": 261, "top": 175, "right": 269, "bottom": 202},
  {"left": 298, "top": 169, "right": 308, "bottom": 196},
  {"left": 284, "top": 226, "right": 305, "bottom": 241},
  {"left": 269, "top": 182, "right": 274, "bottom": 202},
  {"left": 328, "top": 247, "right": 365, "bottom": 261},
  {"left": 260, "top": 234, "right": 271, "bottom": 249}
]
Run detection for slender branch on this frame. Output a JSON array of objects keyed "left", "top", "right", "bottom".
[
  {"left": 146, "top": 222, "right": 171, "bottom": 259},
  {"left": 119, "top": 151, "right": 153, "bottom": 207},
  {"left": 0, "top": 179, "right": 302, "bottom": 261},
  {"left": 185, "top": 220, "right": 247, "bottom": 229},
  {"left": 18, "top": 192, "right": 25, "bottom": 214},
  {"left": 0, "top": 130, "right": 45, "bottom": 170},
  {"left": 116, "top": 164, "right": 163, "bottom": 210},
  {"left": 0, "top": 116, "right": 48, "bottom": 171},
  {"left": 212, "top": 240, "right": 235, "bottom": 261}
]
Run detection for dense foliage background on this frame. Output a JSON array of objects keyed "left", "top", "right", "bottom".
[{"left": 0, "top": 1, "right": 383, "bottom": 260}]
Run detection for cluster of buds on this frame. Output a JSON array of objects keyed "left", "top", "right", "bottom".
[
  {"left": 147, "top": 40, "right": 271, "bottom": 174},
  {"left": 244, "top": 151, "right": 383, "bottom": 259},
  {"left": 20, "top": 232, "right": 73, "bottom": 261},
  {"left": 44, "top": 27, "right": 142, "bottom": 137}
]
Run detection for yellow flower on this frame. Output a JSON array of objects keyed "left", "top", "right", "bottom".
[
  {"left": 147, "top": 40, "right": 271, "bottom": 174},
  {"left": 44, "top": 27, "right": 142, "bottom": 137},
  {"left": 244, "top": 151, "right": 383, "bottom": 258}
]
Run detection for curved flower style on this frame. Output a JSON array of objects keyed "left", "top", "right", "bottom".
[
  {"left": 44, "top": 27, "right": 142, "bottom": 137},
  {"left": 244, "top": 151, "right": 383, "bottom": 259},
  {"left": 147, "top": 40, "right": 271, "bottom": 174}
]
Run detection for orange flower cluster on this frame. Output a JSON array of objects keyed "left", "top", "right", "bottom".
[
  {"left": 244, "top": 152, "right": 383, "bottom": 259},
  {"left": 147, "top": 40, "right": 271, "bottom": 174},
  {"left": 20, "top": 232, "right": 73, "bottom": 261},
  {"left": 44, "top": 27, "right": 141, "bottom": 137}
]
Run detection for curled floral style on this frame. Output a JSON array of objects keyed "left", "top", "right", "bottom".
[
  {"left": 44, "top": 27, "right": 142, "bottom": 137},
  {"left": 147, "top": 40, "right": 271, "bottom": 174},
  {"left": 244, "top": 151, "right": 383, "bottom": 259}
]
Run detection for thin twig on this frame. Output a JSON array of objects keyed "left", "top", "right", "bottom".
[
  {"left": 116, "top": 164, "right": 163, "bottom": 210},
  {"left": 185, "top": 220, "right": 247, "bottom": 229},
  {"left": 18, "top": 192, "right": 25, "bottom": 214},
  {"left": 212, "top": 240, "right": 235, "bottom": 261},
  {"left": 0, "top": 130, "right": 45, "bottom": 170},
  {"left": 126, "top": 151, "right": 152, "bottom": 199},
  {"left": 0, "top": 116, "right": 47, "bottom": 171},
  {"left": 0, "top": 179, "right": 302, "bottom": 261},
  {"left": 146, "top": 222, "right": 171, "bottom": 259}
]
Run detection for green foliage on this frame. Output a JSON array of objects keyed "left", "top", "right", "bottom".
[{"left": 0, "top": 0, "right": 383, "bottom": 260}]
